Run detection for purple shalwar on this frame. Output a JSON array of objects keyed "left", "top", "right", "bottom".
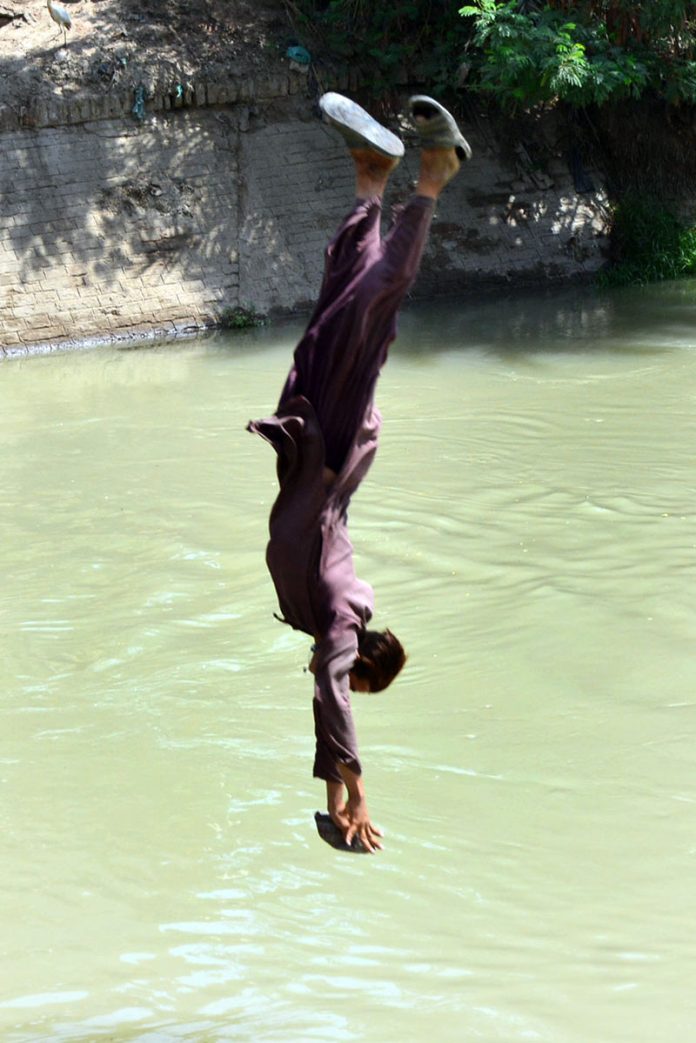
[{"left": 248, "top": 194, "right": 434, "bottom": 783}]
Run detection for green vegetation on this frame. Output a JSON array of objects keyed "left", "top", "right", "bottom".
[
  {"left": 285, "top": 0, "right": 471, "bottom": 91},
  {"left": 460, "top": 1, "right": 696, "bottom": 110},
  {"left": 455, "top": 2, "right": 696, "bottom": 285},
  {"left": 217, "top": 305, "right": 267, "bottom": 330},
  {"left": 289, "top": 2, "right": 696, "bottom": 109},
  {"left": 598, "top": 195, "right": 696, "bottom": 286}
]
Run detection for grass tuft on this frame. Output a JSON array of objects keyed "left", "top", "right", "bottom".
[{"left": 599, "top": 194, "right": 696, "bottom": 287}]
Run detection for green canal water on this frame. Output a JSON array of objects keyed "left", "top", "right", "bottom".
[{"left": 2, "top": 281, "right": 696, "bottom": 1042}]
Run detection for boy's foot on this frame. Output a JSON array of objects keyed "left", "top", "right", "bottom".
[
  {"left": 320, "top": 92, "right": 405, "bottom": 158},
  {"left": 409, "top": 95, "right": 472, "bottom": 161},
  {"left": 416, "top": 148, "right": 462, "bottom": 198},
  {"left": 352, "top": 147, "right": 401, "bottom": 198}
]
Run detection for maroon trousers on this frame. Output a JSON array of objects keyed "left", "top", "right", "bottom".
[{"left": 278, "top": 194, "right": 435, "bottom": 473}]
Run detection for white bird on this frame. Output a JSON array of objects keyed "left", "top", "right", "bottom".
[{"left": 47, "top": 0, "right": 72, "bottom": 46}]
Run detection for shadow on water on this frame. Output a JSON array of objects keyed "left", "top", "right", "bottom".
[
  {"left": 106, "top": 276, "right": 696, "bottom": 370},
  {"left": 395, "top": 277, "right": 696, "bottom": 361},
  {"left": 23, "top": 275, "right": 694, "bottom": 371}
]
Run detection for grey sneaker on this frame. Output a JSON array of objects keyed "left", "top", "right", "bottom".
[
  {"left": 319, "top": 92, "right": 405, "bottom": 158},
  {"left": 409, "top": 95, "right": 472, "bottom": 161}
]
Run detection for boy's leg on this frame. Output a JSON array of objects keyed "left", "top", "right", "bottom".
[
  {"left": 314, "top": 93, "right": 403, "bottom": 295},
  {"left": 282, "top": 149, "right": 463, "bottom": 473},
  {"left": 376, "top": 146, "right": 461, "bottom": 287},
  {"left": 260, "top": 97, "right": 470, "bottom": 474},
  {"left": 316, "top": 149, "right": 399, "bottom": 295},
  {"left": 278, "top": 149, "right": 399, "bottom": 422}
]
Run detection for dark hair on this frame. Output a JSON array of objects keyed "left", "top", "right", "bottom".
[{"left": 352, "top": 629, "right": 407, "bottom": 693}]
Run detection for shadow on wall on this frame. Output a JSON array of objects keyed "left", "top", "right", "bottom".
[
  {"left": 1, "top": 109, "right": 245, "bottom": 333},
  {"left": 395, "top": 274, "right": 696, "bottom": 364},
  {"left": 1, "top": 92, "right": 362, "bottom": 348},
  {"left": 396, "top": 125, "right": 610, "bottom": 297}
]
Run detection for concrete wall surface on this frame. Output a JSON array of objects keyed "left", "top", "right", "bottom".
[{"left": 0, "top": 89, "right": 610, "bottom": 356}]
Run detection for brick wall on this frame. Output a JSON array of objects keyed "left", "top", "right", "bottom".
[{"left": 0, "top": 74, "right": 610, "bottom": 356}]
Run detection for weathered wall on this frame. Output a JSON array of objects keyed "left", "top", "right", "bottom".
[{"left": 0, "top": 75, "right": 610, "bottom": 356}]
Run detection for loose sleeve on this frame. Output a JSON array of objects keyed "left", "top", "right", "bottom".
[{"left": 311, "top": 618, "right": 363, "bottom": 782}]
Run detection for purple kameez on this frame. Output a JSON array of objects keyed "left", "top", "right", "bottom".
[{"left": 248, "top": 194, "right": 434, "bottom": 783}]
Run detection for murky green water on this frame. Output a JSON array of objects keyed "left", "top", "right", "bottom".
[{"left": 2, "top": 281, "right": 696, "bottom": 1042}]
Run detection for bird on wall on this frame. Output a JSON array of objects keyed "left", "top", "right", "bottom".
[{"left": 46, "top": 0, "right": 72, "bottom": 46}]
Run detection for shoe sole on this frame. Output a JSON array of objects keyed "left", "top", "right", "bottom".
[{"left": 319, "top": 92, "right": 404, "bottom": 158}]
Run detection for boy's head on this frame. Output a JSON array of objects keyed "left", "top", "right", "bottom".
[{"left": 349, "top": 628, "right": 407, "bottom": 693}]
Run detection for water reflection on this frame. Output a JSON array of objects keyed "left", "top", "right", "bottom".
[{"left": 1, "top": 282, "right": 696, "bottom": 1042}]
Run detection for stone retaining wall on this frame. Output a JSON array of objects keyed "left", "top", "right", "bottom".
[{"left": 0, "top": 71, "right": 610, "bottom": 356}]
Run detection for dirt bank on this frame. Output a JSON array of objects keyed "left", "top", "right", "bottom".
[{"left": 0, "top": 0, "right": 294, "bottom": 117}]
